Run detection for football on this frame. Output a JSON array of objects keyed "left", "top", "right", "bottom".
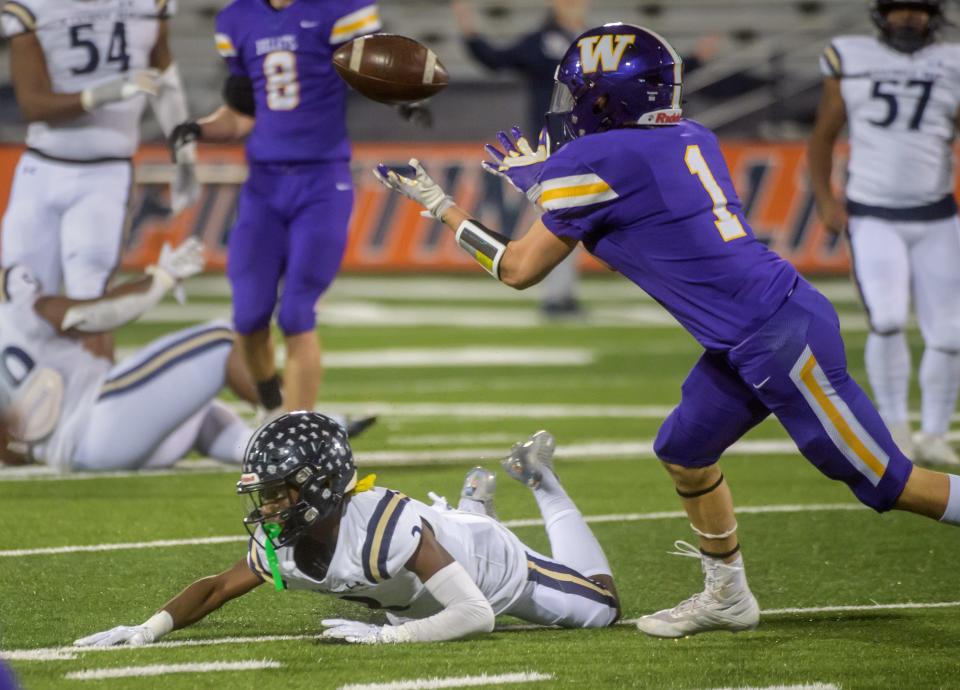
[{"left": 332, "top": 33, "right": 449, "bottom": 105}]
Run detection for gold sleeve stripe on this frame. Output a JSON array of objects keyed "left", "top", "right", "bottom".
[
  {"left": 247, "top": 544, "right": 271, "bottom": 581},
  {"left": 330, "top": 5, "right": 381, "bottom": 42},
  {"left": 362, "top": 490, "right": 408, "bottom": 583},
  {"left": 539, "top": 174, "right": 619, "bottom": 211},
  {"left": 215, "top": 32, "right": 237, "bottom": 57},
  {"left": 823, "top": 45, "right": 841, "bottom": 77},
  {"left": 2, "top": 1, "right": 36, "bottom": 31},
  {"left": 0, "top": 268, "right": 9, "bottom": 303}
]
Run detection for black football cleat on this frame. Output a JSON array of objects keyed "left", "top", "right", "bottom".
[{"left": 345, "top": 415, "right": 378, "bottom": 438}]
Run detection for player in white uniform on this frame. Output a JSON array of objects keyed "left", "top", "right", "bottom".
[
  {"left": 809, "top": 0, "right": 960, "bottom": 466},
  {"left": 0, "top": 239, "right": 256, "bottom": 472},
  {"left": 74, "top": 417, "right": 620, "bottom": 647},
  {"left": 0, "top": 0, "right": 199, "bottom": 358}
]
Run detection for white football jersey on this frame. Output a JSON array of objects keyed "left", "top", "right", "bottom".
[
  {"left": 0, "top": 0, "right": 175, "bottom": 159},
  {"left": 821, "top": 36, "right": 960, "bottom": 208},
  {"left": 248, "top": 487, "right": 529, "bottom": 617},
  {"left": 0, "top": 266, "right": 110, "bottom": 469}
]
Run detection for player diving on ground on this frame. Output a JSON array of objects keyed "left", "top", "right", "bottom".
[
  {"left": 372, "top": 22, "right": 960, "bottom": 639},
  {"left": 74, "top": 413, "right": 620, "bottom": 646}
]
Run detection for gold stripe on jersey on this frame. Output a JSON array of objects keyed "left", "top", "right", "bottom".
[
  {"left": 823, "top": 44, "right": 842, "bottom": 78},
  {"left": 366, "top": 491, "right": 407, "bottom": 582},
  {"left": 2, "top": 1, "right": 36, "bottom": 32},
  {"left": 99, "top": 327, "right": 234, "bottom": 397},
  {"left": 330, "top": 4, "right": 381, "bottom": 44},
  {"left": 540, "top": 173, "right": 619, "bottom": 211}
]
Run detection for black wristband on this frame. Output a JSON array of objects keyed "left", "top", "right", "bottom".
[{"left": 256, "top": 375, "right": 283, "bottom": 411}]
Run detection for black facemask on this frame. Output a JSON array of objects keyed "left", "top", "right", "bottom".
[{"left": 884, "top": 22, "right": 932, "bottom": 52}]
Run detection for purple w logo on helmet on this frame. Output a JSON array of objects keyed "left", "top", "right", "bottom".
[{"left": 544, "top": 23, "right": 683, "bottom": 153}]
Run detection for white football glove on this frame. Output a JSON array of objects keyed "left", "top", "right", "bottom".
[
  {"left": 81, "top": 69, "right": 161, "bottom": 112},
  {"left": 170, "top": 162, "right": 201, "bottom": 216},
  {"left": 74, "top": 624, "right": 155, "bottom": 648},
  {"left": 372, "top": 159, "right": 454, "bottom": 220},
  {"left": 427, "top": 490, "right": 451, "bottom": 511},
  {"left": 151, "top": 237, "right": 205, "bottom": 304},
  {"left": 321, "top": 618, "right": 397, "bottom": 645},
  {"left": 481, "top": 127, "right": 548, "bottom": 204}
]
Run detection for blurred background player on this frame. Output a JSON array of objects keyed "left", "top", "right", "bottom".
[
  {"left": 74, "top": 418, "right": 618, "bottom": 647},
  {"left": 808, "top": 0, "right": 960, "bottom": 466},
  {"left": 450, "top": 0, "right": 588, "bottom": 318},
  {"left": 168, "top": 0, "right": 382, "bottom": 418},
  {"left": 0, "top": 0, "right": 199, "bottom": 360},
  {"left": 375, "top": 23, "right": 960, "bottom": 639},
  {"left": 0, "top": 239, "right": 255, "bottom": 472}
]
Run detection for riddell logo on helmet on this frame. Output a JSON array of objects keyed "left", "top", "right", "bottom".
[{"left": 655, "top": 112, "right": 681, "bottom": 124}]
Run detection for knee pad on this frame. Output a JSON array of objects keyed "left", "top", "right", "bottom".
[
  {"left": 869, "top": 319, "right": 906, "bottom": 337},
  {"left": 277, "top": 293, "right": 318, "bottom": 336},
  {"left": 925, "top": 320, "right": 960, "bottom": 353},
  {"left": 232, "top": 302, "right": 274, "bottom": 335},
  {"left": 654, "top": 414, "right": 723, "bottom": 469}
]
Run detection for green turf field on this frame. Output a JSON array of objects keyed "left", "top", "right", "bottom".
[{"left": 2, "top": 275, "right": 958, "bottom": 690}]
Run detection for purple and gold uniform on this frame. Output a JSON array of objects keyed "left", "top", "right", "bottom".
[
  {"left": 539, "top": 120, "right": 913, "bottom": 511},
  {"left": 214, "top": 0, "right": 381, "bottom": 334}
]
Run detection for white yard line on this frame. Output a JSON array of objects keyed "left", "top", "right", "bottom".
[
  {"left": 65, "top": 659, "right": 281, "bottom": 680},
  {"left": 0, "top": 503, "right": 864, "bottom": 558},
  {"left": 695, "top": 685, "right": 839, "bottom": 690},
  {"left": 337, "top": 672, "right": 553, "bottom": 690},
  {"left": 0, "top": 503, "right": 862, "bottom": 558},
  {"left": 5, "top": 600, "right": 958, "bottom": 663},
  {"left": 7, "top": 431, "right": 960, "bottom": 482}
]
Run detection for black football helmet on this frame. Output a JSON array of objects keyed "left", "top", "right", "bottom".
[
  {"left": 871, "top": 0, "right": 944, "bottom": 53},
  {"left": 237, "top": 411, "right": 357, "bottom": 548}
]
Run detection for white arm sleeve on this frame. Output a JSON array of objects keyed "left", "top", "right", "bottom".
[
  {"left": 61, "top": 268, "right": 175, "bottom": 333},
  {"left": 381, "top": 561, "right": 495, "bottom": 643},
  {"left": 151, "top": 63, "right": 196, "bottom": 163}
]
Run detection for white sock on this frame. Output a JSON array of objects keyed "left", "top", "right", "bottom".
[
  {"left": 939, "top": 474, "right": 960, "bottom": 526},
  {"left": 198, "top": 401, "right": 252, "bottom": 464},
  {"left": 920, "top": 348, "right": 960, "bottom": 436},
  {"left": 865, "top": 332, "right": 912, "bottom": 427},
  {"left": 533, "top": 471, "right": 611, "bottom": 577}
]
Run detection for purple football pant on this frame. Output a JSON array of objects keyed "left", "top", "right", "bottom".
[
  {"left": 655, "top": 279, "right": 914, "bottom": 512},
  {"left": 227, "top": 160, "right": 352, "bottom": 336}
]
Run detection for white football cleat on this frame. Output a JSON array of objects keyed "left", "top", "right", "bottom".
[
  {"left": 501, "top": 430, "right": 556, "bottom": 489},
  {"left": 458, "top": 466, "right": 497, "bottom": 519},
  {"left": 888, "top": 423, "right": 914, "bottom": 458},
  {"left": 636, "top": 541, "right": 760, "bottom": 639},
  {"left": 913, "top": 433, "right": 960, "bottom": 467}
]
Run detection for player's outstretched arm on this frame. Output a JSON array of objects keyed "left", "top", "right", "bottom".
[
  {"left": 373, "top": 159, "right": 575, "bottom": 289},
  {"left": 32, "top": 238, "right": 206, "bottom": 335},
  {"left": 807, "top": 77, "right": 848, "bottom": 235},
  {"left": 321, "top": 523, "right": 495, "bottom": 644},
  {"left": 74, "top": 559, "right": 263, "bottom": 647},
  {"left": 10, "top": 34, "right": 159, "bottom": 123}
]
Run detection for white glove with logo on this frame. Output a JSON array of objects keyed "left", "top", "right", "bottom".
[
  {"left": 81, "top": 69, "right": 161, "bottom": 112},
  {"left": 321, "top": 618, "right": 404, "bottom": 644},
  {"left": 372, "top": 159, "right": 454, "bottom": 220},
  {"left": 74, "top": 625, "right": 155, "bottom": 648}
]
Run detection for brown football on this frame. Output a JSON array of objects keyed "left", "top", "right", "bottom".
[{"left": 333, "top": 33, "right": 448, "bottom": 105}]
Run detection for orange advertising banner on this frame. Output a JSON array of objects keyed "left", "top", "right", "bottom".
[{"left": 0, "top": 140, "right": 895, "bottom": 275}]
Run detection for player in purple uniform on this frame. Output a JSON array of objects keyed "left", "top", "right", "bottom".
[
  {"left": 168, "top": 0, "right": 381, "bottom": 417},
  {"left": 374, "top": 23, "right": 960, "bottom": 638}
]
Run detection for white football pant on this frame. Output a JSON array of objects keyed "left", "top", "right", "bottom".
[
  {"left": 1, "top": 151, "right": 131, "bottom": 298},
  {"left": 849, "top": 215, "right": 960, "bottom": 435},
  {"left": 72, "top": 322, "right": 251, "bottom": 471}
]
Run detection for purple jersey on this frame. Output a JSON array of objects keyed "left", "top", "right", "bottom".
[
  {"left": 539, "top": 120, "right": 798, "bottom": 350},
  {"left": 215, "top": 0, "right": 381, "bottom": 163}
]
